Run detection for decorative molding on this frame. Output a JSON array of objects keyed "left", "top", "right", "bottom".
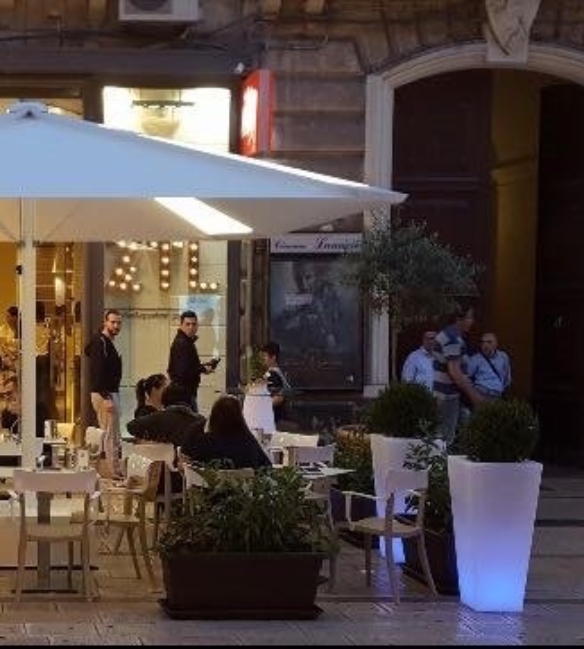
[{"left": 484, "top": 0, "right": 542, "bottom": 64}]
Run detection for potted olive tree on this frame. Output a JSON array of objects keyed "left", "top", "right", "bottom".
[
  {"left": 366, "top": 381, "right": 440, "bottom": 560},
  {"left": 157, "top": 467, "right": 334, "bottom": 619},
  {"left": 329, "top": 425, "right": 377, "bottom": 548},
  {"left": 402, "top": 431, "right": 458, "bottom": 595},
  {"left": 448, "top": 399, "right": 541, "bottom": 612}
]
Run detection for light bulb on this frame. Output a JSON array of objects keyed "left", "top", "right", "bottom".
[
  {"left": 161, "top": 269, "right": 170, "bottom": 277},
  {"left": 119, "top": 282, "right": 127, "bottom": 291},
  {"left": 161, "top": 281, "right": 170, "bottom": 290},
  {"left": 161, "top": 243, "right": 170, "bottom": 251},
  {"left": 132, "top": 283, "right": 141, "bottom": 292},
  {"left": 108, "top": 280, "right": 116, "bottom": 287},
  {"left": 115, "top": 268, "right": 123, "bottom": 276},
  {"left": 210, "top": 282, "right": 218, "bottom": 290},
  {"left": 122, "top": 255, "right": 131, "bottom": 264},
  {"left": 200, "top": 282, "right": 208, "bottom": 290},
  {"left": 129, "top": 266, "right": 137, "bottom": 273},
  {"left": 161, "top": 256, "right": 170, "bottom": 265},
  {"left": 189, "top": 268, "right": 198, "bottom": 276},
  {"left": 189, "top": 280, "right": 198, "bottom": 288}
]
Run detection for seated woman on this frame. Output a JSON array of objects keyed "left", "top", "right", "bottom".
[
  {"left": 182, "top": 394, "right": 272, "bottom": 469},
  {"left": 126, "top": 382, "right": 206, "bottom": 494},
  {"left": 134, "top": 373, "right": 168, "bottom": 418}
]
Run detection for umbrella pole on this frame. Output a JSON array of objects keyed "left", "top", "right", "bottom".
[{"left": 19, "top": 198, "right": 37, "bottom": 469}]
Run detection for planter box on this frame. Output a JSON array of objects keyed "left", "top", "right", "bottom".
[
  {"left": 160, "top": 552, "right": 324, "bottom": 619},
  {"left": 402, "top": 528, "right": 459, "bottom": 596},
  {"left": 448, "top": 455, "right": 542, "bottom": 612},
  {"left": 330, "top": 487, "right": 379, "bottom": 549}
]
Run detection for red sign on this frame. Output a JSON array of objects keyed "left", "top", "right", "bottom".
[{"left": 240, "top": 69, "right": 274, "bottom": 157}]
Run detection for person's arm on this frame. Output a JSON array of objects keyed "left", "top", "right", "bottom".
[
  {"left": 502, "top": 352, "right": 512, "bottom": 390},
  {"left": 266, "top": 370, "right": 285, "bottom": 406},
  {"left": 401, "top": 353, "right": 416, "bottom": 383},
  {"left": 447, "top": 358, "right": 484, "bottom": 406},
  {"left": 126, "top": 412, "right": 159, "bottom": 441},
  {"left": 168, "top": 338, "right": 190, "bottom": 384}
]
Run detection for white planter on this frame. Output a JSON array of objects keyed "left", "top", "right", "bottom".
[
  {"left": 448, "top": 455, "right": 542, "bottom": 612},
  {"left": 370, "top": 434, "right": 422, "bottom": 560}
]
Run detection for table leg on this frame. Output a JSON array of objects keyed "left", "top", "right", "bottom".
[{"left": 36, "top": 492, "right": 52, "bottom": 589}]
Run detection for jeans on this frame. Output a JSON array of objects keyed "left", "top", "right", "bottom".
[{"left": 436, "top": 396, "right": 461, "bottom": 446}]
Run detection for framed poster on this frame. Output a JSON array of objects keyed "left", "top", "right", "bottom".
[{"left": 270, "top": 256, "right": 363, "bottom": 390}]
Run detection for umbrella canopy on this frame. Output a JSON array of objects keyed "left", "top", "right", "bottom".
[
  {"left": 0, "top": 102, "right": 405, "bottom": 241},
  {"left": 0, "top": 102, "right": 407, "bottom": 467}
]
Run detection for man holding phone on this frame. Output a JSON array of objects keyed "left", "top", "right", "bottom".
[{"left": 167, "top": 310, "right": 218, "bottom": 412}]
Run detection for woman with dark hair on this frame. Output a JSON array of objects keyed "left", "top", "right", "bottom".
[
  {"left": 181, "top": 394, "right": 271, "bottom": 469},
  {"left": 134, "top": 373, "right": 168, "bottom": 418}
]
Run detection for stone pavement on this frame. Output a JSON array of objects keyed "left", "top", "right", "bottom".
[{"left": 0, "top": 464, "right": 581, "bottom": 645}]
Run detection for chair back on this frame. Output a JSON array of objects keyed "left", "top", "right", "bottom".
[
  {"left": 380, "top": 468, "right": 428, "bottom": 499},
  {"left": 125, "top": 454, "right": 163, "bottom": 501},
  {"left": 288, "top": 443, "right": 336, "bottom": 467},
  {"left": 269, "top": 432, "right": 319, "bottom": 448},
  {"left": 132, "top": 442, "right": 176, "bottom": 469},
  {"left": 13, "top": 468, "right": 98, "bottom": 495}
]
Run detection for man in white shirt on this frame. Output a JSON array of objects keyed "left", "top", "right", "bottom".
[
  {"left": 401, "top": 330, "right": 437, "bottom": 391},
  {"left": 468, "top": 332, "right": 511, "bottom": 400}
]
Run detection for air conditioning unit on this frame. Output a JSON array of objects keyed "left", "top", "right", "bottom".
[{"left": 119, "top": 0, "right": 200, "bottom": 23}]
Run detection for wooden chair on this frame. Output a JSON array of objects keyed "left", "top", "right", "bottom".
[
  {"left": 131, "top": 442, "right": 183, "bottom": 545},
  {"left": 11, "top": 468, "right": 100, "bottom": 602},
  {"left": 95, "top": 454, "right": 162, "bottom": 590},
  {"left": 341, "top": 468, "right": 437, "bottom": 603}
]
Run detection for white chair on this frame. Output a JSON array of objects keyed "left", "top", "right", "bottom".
[
  {"left": 287, "top": 443, "right": 336, "bottom": 467},
  {"left": 268, "top": 432, "right": 320, "bottom": 466},
  {"left": 131, "top": 442, "right": 182, "bottom": 544},
  {"left": 341, "top": 468, "right": 437, "bottom": 603},
  {"left": 11, "top": 468, "right": 100, "bottom": 602}
]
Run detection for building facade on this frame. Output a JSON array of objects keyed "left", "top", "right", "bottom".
[{"left": 0, "top": 0, "right": 582, "bottom": 462}]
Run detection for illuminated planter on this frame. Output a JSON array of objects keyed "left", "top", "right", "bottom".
[
  {"left": 370, "top": 435, "right": 419, "bottom": 561},
  {"left": 243, "top": 382, "right": 276, "bottom": 435},
  {"left": 448, "top": 455, "right": 542, "bottom": 612}
]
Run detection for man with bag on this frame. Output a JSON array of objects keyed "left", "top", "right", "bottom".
[{"left": 467, "top": 332, "right": 512, "bottom": 400}]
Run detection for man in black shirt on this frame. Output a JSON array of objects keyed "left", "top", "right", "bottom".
[
  {"left": 84, "top": 309, "right": 123, "bottom": 474},
  {"left": 167, "top": 310, "right": 215, "bottom": 412}
]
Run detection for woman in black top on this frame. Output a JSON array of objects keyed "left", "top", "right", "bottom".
[
  {"left": 182, "top": 394, "right": 271, "bottom": 469},
  {"left": 134, "top": 373, "right": 168, "bottom": 418}
]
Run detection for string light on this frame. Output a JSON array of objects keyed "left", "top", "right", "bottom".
[{"left": 160, "top": 241, "right": 171, "bottom": 290}]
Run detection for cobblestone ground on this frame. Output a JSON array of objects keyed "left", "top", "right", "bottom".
[{"left": 0, "top": 467, "right": 581, "bottom": 645}]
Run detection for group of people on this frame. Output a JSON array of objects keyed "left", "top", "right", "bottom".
[
  {"left": 401, "top": 304, "right": 512, "bottom": 445},
  {"left": 85, "top": 308, "right": 289, "bottom": 475}
]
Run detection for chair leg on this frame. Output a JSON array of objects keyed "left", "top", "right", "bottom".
[
  {"left": 138, "top": 508, "right": 157, "bottom": 590},
  {"left": 364, "top": 533, "right": 372, "bottom": 587},
  {"left": 126, "top": 528, "right": 142, "bottom": 580},
  {"left": 417, "top": 533, "right": 438, "bottom": 598},
  {"left": 15, "top": 536, "right": 27, "bottom": 602},
  {"left": 385, "top": 537, "right": 400, "bottom": 605},
  {"left": 67, "top": 542, "right": 74, "bottom": 591},
  {"left": 81, "top": 537, "right": 92, "bottom": 602},
  {"left": 112, "top": 528, "right": 125, "bottom": 554},
  {"left": 152, "top": 502, "right": 160, "bottom": 549}
]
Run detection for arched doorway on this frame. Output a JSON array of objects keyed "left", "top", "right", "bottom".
[{"left": 366, "top": 44, "right": 584, "bottom": 466}]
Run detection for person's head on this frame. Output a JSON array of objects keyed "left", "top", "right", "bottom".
[
  {"left": 135, "top": 373, "right": 168, "bottom": 409},
  {"left": 421, "top": 330, "right": 437, "bottom": 352},
  {"left": 6, "top": 306, "right": 18, "bottom": 330},
  {"left": 260, "top": 341, "right": 280, "bottom": 369},
  {"left": 293, "top": 261, "right": 317, "bottom": 293},
  {"left": 208, "top": 394, "right": 249, "bottom": 436},
  {"left": 102, "top": 309, "right": 122, "bottom": 339},
  {"left": 480, "top": 332, "right": 498, "bottom": 358},
  {"left": 161, "top": 382, "right": 194, "bottom": 409},
  {"left": 179, "top": 310, "right": 199, "bottom": 338},
  {"left": 447, "top": 302, "right": 475, "bottom": 334}
]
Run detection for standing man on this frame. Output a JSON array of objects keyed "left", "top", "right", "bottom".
[
  {"left": 260, "top": 341, "right": 292, "bottom": 427},
  {"left": 432, "top": 305, "right": 484, "bottom": 446},
  {"left": 468, "top": 332, "right": 512, "bottom": 400},
  {"left": 167, "top": 310, "right": 215, "bottom": 412},
  {"left": 85, "top": 309, "right": 123, "bottom": 475},
  {"left": 401, "top": 330, "right": 437, "bottom": 391}
]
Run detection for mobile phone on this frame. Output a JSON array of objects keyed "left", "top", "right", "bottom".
[{"left": 209, "top": 357, "right": 221, "bottom": 369}]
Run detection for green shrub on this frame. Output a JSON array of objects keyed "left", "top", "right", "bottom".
[
  {"left": 156, "top": 467, "right": 334, "bottom": 557},
  {"left": 333, "top": 426, "right": 374, "bottom": 494},
  {"left": 460, "top": 399, "right": 539, "bottom": 463},
  {"left": 403, "top": 432, "right": 452, "bottom": 534},
  {"left": 365, "top": 382, "right": 439, "bottom": 439}
]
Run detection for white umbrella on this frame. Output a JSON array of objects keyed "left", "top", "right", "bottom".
[{"left": 0, "top": 101, "right": 407, "bottom": 466}]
